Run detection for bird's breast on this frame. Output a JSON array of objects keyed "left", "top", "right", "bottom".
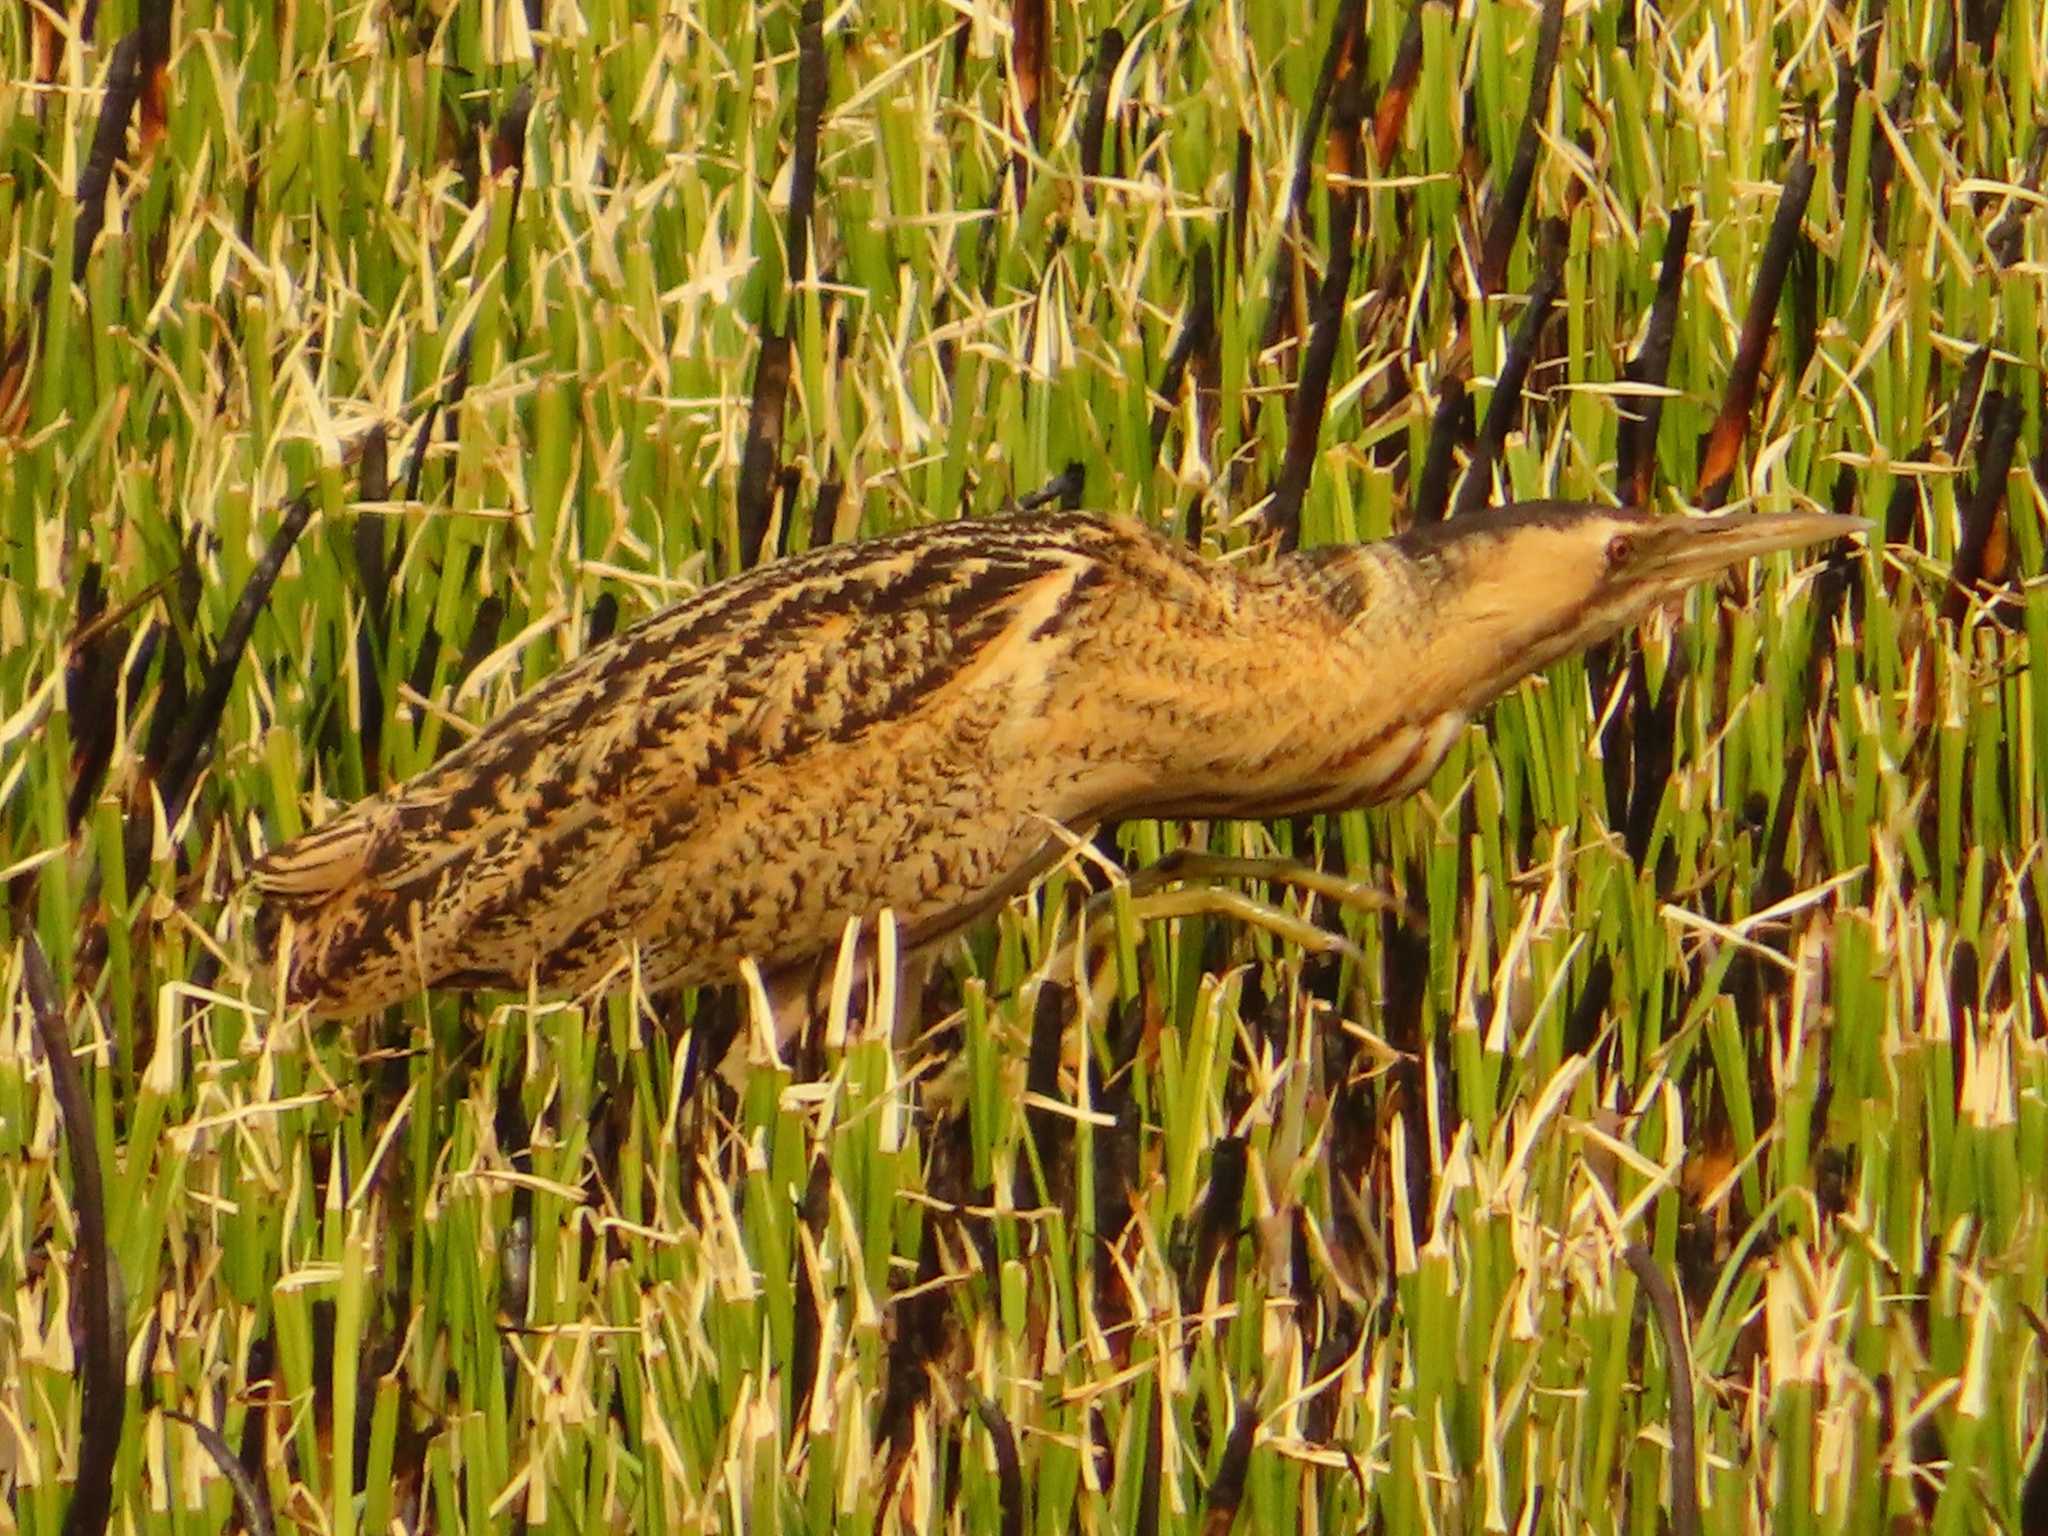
[{"left": 1353, "top": 710, "right": 1469, "bottom": 805}]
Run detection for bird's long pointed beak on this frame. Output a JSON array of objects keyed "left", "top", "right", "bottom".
[{"left": 1641, "top": 509, "right": 1866, "bottom": 584}]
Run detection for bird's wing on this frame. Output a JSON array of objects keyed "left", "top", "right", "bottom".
[{"left": 251, "top": 516, "right": 1124, "bottom": 1012}]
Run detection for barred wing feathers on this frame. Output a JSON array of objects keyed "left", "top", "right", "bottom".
[{"left": 252, "top": 517, "right": 1129, "bottom": 1016}]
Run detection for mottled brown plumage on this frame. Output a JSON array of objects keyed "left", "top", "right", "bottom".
[{"left": 253, "top": 502, "right": 1855, "bottom": 1016}]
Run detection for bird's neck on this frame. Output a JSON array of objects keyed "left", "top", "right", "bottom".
[{"left": 1061, "top": 548, "right": 1477, "bottom": 820}]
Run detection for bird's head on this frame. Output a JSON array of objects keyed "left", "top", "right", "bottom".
[{"left": 1382, "top": 501, "right": 1862, "bottom": 711}]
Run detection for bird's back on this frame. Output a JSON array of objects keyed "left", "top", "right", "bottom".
[{"left": 254, "top": 514, "right": 1208, "bottom": 1016}]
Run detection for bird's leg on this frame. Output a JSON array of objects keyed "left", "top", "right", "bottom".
[
  {"left": 718, "top": 913, "right": 933, "bottom": 1090},
  {"left": 716, "top": 852, "right": 1411, "bottom": 1091},
  {"left": 678, "top": 983, "right": 747, "bottom": 1099},
  {"left": 1127, "top": 849, "right": 1418, "bottom": 927},
  {"left": 711, "top": 953, "right": 833, "bottom": 1092},
  {"left": 1042, "top": 850, "right": 1416, "bottom": 1026}
]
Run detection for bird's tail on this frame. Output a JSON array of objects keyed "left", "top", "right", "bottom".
[{"left": 249, "top": 811, "right": 394, "bottom": 1016}]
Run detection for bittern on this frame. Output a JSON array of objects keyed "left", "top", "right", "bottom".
[{"left": 254, "top": 501, "right": 1855, "bottom": 1018}]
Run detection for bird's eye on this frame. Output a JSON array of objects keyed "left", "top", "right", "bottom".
[{"left": 1605, "top": 533, "right": 1635, "bottom": 568}]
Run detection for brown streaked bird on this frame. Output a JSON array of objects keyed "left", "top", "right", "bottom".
[{"left": 253, "top": 502, "right": 1857, "bottom": 1017}]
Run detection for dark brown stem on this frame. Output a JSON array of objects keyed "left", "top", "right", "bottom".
[
  {"left": 27, "top": 937, "right": 127, "bottom": 1536},
  {"left": 1450, "top": 260, "right": 1561, "bottom": 519},
  {"left": 1619, "top": 206, "right": 1695, "bottom": 509},
  {"left": 1477, "top": 0, "right": 1565, "bottom": 294},
  {"left": 1697, "top": 148, "right": 1815, "bottom": 508},
  {"left": 734, "top": 332, "right": 794, "bottom": 569},
  {"left": 1623, "top": 1244, "right": 1700, "bottom": 1536}
]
